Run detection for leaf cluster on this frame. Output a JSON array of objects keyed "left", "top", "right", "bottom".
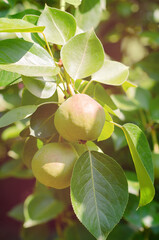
[{"left": 0, "top": 1, "right": 158, "bottom": 240}]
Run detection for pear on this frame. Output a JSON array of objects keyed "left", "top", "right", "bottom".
[
  {"left": 31, "top": 142, "right": 78, "bottom": 189},
  {"left": 54, "top": 94, "right": 105, "bottom": 142}
]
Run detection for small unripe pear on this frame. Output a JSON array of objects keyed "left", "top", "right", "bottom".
[
  {"left": 31, "top": 142, "right": 78, "bottom": 189},
  {"left": 54, "top": 94, "right": 105, "bottom": 142}
]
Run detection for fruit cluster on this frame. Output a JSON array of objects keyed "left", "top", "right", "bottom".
[{"left": 32, "top": 94, "right": 105, "bottom": 189}]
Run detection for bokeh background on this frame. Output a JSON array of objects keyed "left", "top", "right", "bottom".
[{"left": 0, "top": 0, "right": 159, "bottom": 239}]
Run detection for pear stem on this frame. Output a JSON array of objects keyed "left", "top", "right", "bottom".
[
  {"left": 81, "top": 80, "right": 93, "bottom": 94},
  {"left": 68, "top": 83, "right": 75, "bottom": 96},
  {"left": 64, "top": 69, "right": 75, "bottom": 96}
]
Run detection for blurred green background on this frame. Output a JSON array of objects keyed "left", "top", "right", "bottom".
[{"left": 0, "top": 0, "right": 159, "bottom": 239}]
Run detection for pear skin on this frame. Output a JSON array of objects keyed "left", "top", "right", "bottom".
[{"left": 54, "top": 94, "right": 105, "bottom": 142}]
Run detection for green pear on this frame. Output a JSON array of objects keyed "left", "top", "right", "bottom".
[
  {"left": 31, "top": 142, "right": 78, "bottom": 189},
  {"left": 54, "top": 94, "right": 105, "bottom": 142}
]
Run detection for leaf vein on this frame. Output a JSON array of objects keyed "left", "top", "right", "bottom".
[
  {"left": 74, "top": 31, "right": 91, "bottom": 80},
  {"left": 89, "top": 150, "right": 102, "bottom": 236},
  {"left": 92, "top": 165, "right": 122, "bottom": 210},
  {"left": 49, "top": 10, "right": 65, "bottom": 43}
]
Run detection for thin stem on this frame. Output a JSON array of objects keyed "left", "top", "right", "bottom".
[
  {"left": 42, "top": 31, "right": 73, "bottom": 97},
  {"left": 42, "top": 34, "right": 67, "bottom": 97},
  {"left": 9, "top": 76, "right": 21, "bottom": 86},
  {"left": 76, "top": 81, "right": 82, "bottom": 92},
  {"left": 42, "top": 32, "right": 54, "bottom": 59},
  {"left": 151, "top": 128, "right": 159, "bottom": 153},
  {"left": 68, "top": 82, "right": 75, "bottom": 95},
  {"left": 81, "top": 79, "right": 93, "bottom": 94},
  {"left": 106, "top": 119, "right": 122, "bottom": 129},
  {"left": 139, "top": 109, "right": 147, "bottom": 128},
  {"left": 55, "top": 219, "right": 63, "bottom": 238},
  {"left": 45, "top": 134, "right": 56, "bottom": 144},
  {"left": 58, "top": 72, "right": 65, "bottom": 85},
  {"left": 64, "top": 69, "right": 75, "bottom": 96},
  {"left": 146, "top": 111, "right": 159, "bottom": 153},
  {"left": 60, "top": 0, "right": 66, "bottom": 11},
  {"left": 57, "top": 84, "right": 65, "bottom": 94},
  {"left": 58, "top": 72, "right": 68, "bottom": 97}
]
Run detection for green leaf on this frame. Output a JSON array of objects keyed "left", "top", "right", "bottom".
[
  {"left": 75, "top": 0, "right": 103, "bottom": 31},
  {"left": 135, "top": 52, "right": 159, "bottom": 81},
  {"left": 0, "top": 18, "right": 44, "bottom": 32},
  {"left": 24, "top": 193, "right": 64, "bottom": 227},
  {"left": 23, "top": 137, "right": 38, "bottom": 169},
  {"left": 92, "top": 60, "right": 129, "bottom": 86},
  {"left": 1, "top": 124, "right": 23, "bottom": 140},
  {"left": 140, "top": 31, "right": 159, "bottom": 45},
  {"left": 8, "top": 9, "right": 41, "bottom": 19},
  {"left": 150, "top": 96, "right": 159, "bottom": 123},
  {"left": 64, "top": 223, "right": 96, "bottom": 240},
  {"left": 0, "top": 85, "right": 21, "bottom": 110},
  {"left": 0, "top": 70, "right": 21, "bottom": 87},
  {"left": 111, "top": 94, "right": 139, "bottom": 111},
  {"left": 74, "top": 79, "right": 95, "bottom": 96},
  {"left": 0, "top": 105, "right": 38, "bottom": 128},
  {"left": 112, "top": 127, "right": 127, "bottom": 151},
  {"left": 61, "top": 30, "right": 104, "bottom": 80},
  {"left": 11, "top": 168, "right": 33, "bottom": 179},
  {"left": 94, "top": 84, "right": 116, "bottom": 110},
  {"left": 23, "top": 14, "right": 39, "bottom": 25},
  {"left": 81, "top": 81, "right": 96, "bottom": 97},
  {"left": 125, "top": 171, "right": 139, "bottom": 196},
  {"left": 71, "top": 151, "right": 128, "bottom": 240},
  {"left": 0, "top": 159, "right": 21, "bottom": 178},
  {"left": 97, "top": 111, "right": 114, "bottom": 141},
  {"left": 37, "top": 5, "right": 76, "bottom": 45},
  {"left": 8, "top": 203, "right": 24, "bottom": 222},
  {"left": 22, "top": 76, "right": 57, "bottom": 99},
  {"left": 9, "top": 139, "right": 24, "bottom": 160},
  {"left": 122, "top": 80, "right": 137, "bottom": 92},
  {"left": 116, "top": 2, "right": 132, "bottom": 17},
  {"left": 94, "top": 84, "right": 118, "bottom": 116},
  {"left": 37, "top": 139, "right": 44, "bottom": 149},
  {"left": 21, "top": 15, "right": 45, "bottom": 47},
  {"left": 72, "top": 141, "right": 103, "bottom": 157},
  {"left": 107, "top": 223, "right": 135, "bottom": 240},
  {"left": 122, "top": 123, "right": 155, "bottom": 207},
  {"left": 21, "top": 88, "right": 58, "bottom": 106},
  {"left": 5, "top": 0, "right": 15, "bottom": 7},
  {"left": 30, "top": 103, "right": 58, "bottom": 138},
  {"left": 129, "top": 67, "right": 154, "bottom": 90},
  {"left": 65, "top": 0, "right": 82, "bottom": 7},
  {"left": 0, "top": 39, "right": 59, "bottom": 76},
  {"left": 124, "top": 194, "right": 159, "bottom": 228},
  {"left": 20, "top": 126, "right": 30, "bottom": 138},
  {"left": 126, "top": 87, "right": 151, "bottom": 111}
]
